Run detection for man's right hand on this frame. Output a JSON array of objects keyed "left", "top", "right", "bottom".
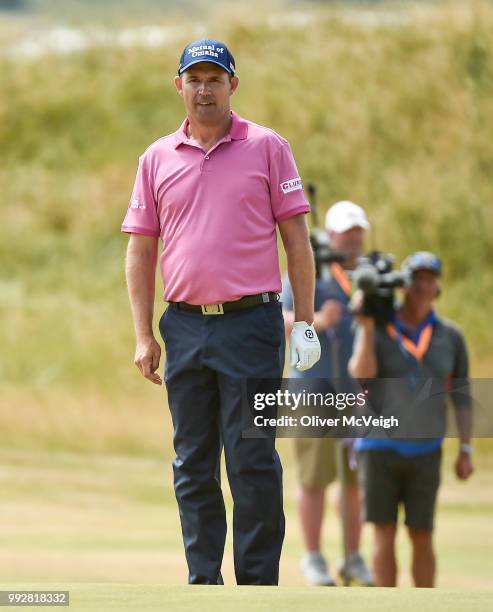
[
  {"left": 349, "top": 289, "right": 374, "bottom": 326},
  {"left": 134, "top": 335, "right": 162, "bottom": 385},
  {"left": 314, "top": 299, "right": 343, "bottom": 332}
]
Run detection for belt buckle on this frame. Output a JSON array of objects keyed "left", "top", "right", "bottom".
[{"left": 200, "top": 303, "right": 224, "bottom": 315}]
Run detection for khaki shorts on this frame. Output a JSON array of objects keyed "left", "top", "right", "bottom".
[{"left": 293, "top": 437, "right": 358, "bottom": 489}]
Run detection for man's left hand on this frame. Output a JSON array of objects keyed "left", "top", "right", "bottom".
[
  {"left": 290, "top": 321, "right": 321, "bottom": 372},
  {"left": 455, "top": 451, "right": 474, "bottom": 480}
]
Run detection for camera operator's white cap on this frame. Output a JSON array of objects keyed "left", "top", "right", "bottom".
[{"left": 325, "top": 200, "right": 370, "bottom": 233}]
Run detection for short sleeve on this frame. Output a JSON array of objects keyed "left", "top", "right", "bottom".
[
  {"left": 269, "top": 141, "right": 310, "bottom": 221},
  {"left": 121, "top": 153, "right": 160, "bottom": 237},
  {"left": 280, "top": 274, "right": 294, "bottom": 311}
]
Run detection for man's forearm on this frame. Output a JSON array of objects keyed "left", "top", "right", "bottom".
[
  {"left": 280, "top": 217, "right": 315, "bottom": 324},
  {"left": 454, "top": 404, "right": 473, "bottom": 446},
  {"left": 125, "top": 235, "right": 159, "bottom": 340},
  {"left": 348, "top": 320, "right": 377, "bottom": 378},
  {"left": 289, "top": 249, "right": 315, "bottom": 323}
]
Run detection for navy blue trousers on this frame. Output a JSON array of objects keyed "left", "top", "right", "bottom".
[{"left": 159, "top": 300, "right": 286, "bottom": 585}]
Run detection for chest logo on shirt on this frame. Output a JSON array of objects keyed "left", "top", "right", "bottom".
[
  {"left": 130, "top": 199, "right": 146, "bottom": 210},
  {"left": 281, "top": 177, "right": 302, "bottom": 194}
]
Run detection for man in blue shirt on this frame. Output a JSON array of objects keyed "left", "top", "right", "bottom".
[
  {"left": 281, "top": 201, "right": 374, "bottom": 586},
  {"left": 349, "top": 251, "right": 474, "bottom": 587}
]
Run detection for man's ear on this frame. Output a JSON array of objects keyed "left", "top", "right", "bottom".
[
  {"left": 174, "top": 75, "right": 183, "bottom": 96},
  {"left": 230, "top": 75, "right": 240, "bottom": 96},
  {"left": 436, "top": 282, "right": 442, "bottom": 298}
]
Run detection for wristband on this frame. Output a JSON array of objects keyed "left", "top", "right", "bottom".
[{"left": 460, "top": 443, "right": 473, "bottom": 455}]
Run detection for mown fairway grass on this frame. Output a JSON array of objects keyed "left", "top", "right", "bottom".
[
  {"left": 0, "top": 584, "right": 492, "bottom": 612},
  {"left": 0, "top": 446, "right": 491, "bottom": 589}
]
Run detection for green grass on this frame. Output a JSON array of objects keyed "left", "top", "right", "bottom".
[
  {"left": 1, "top": 7, "right": 492, "bottom": 606},
  {"left": 0, "top": 1, "right": 493, "bottom": 456},
  {"left": 5, "top": 0, "right": 214, "bottom": 24},
  {"left": 2, "top": 1, "right": 493, "bottom": 404},
  {"left": 0, "top": 445, "right": 491, "bottom": 590},
  {"left": 0, "top": 584, "right": 492, "bottom": 612}
]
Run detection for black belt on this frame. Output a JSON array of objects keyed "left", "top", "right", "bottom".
[{"left": 170, "top": 292, "right": 279, "bottom": 315}]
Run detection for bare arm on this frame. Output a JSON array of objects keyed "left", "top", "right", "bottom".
[
  {"left": 454, "top": 406, "right": 472, "bottom": 446},
  {"left": 449, "top": 331, "right": 474, "bottom": 479},
  {"left": 278, "top": 214, "right": 315, "bottom": 325},
  {"left": 125, "top": 233, "right": 162, "bottom": 385},
  {"left": 348, "top": 318, "right": 377, "bottom": 379},
  {"left": 454, "top": 405, "right": 474, "bottom": 479}
]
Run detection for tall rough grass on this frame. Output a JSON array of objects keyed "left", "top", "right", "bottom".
[{"left": 1, "top": 0, "right": 493, "bottom": 451}]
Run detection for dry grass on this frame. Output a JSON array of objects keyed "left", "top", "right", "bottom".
[{"left": 0, "top": 444, "right": 491, "bottom": 588}]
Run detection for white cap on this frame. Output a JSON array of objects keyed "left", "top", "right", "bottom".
[{"left": 325, "top": 200, "right": 370, "bottom": 233}]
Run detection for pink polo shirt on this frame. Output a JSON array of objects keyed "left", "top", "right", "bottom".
[{"left": 121, "top": 111, "right": 310, "bottom": 304}]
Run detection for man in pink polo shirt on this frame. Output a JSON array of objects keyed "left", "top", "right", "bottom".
[{"left": 122, "top": 38, "right": 321, "bottom": 585}]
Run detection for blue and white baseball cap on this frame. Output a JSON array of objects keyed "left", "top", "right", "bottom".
[
  {"left": 178, "top": 39, "right": 236, "bottom": 76},
  {"left": 402, "top": 251, "right": 442, "bottom": 276}
]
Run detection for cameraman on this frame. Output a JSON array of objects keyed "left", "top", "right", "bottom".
[
  {"left": 281, "top": 201, "right": 374, "bottom": 586},
  {"left": 349, "top": 252, "right": 473, "bottom": 587}
]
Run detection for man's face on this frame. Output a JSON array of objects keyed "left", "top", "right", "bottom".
[
  {"left": 405, "top": 269, "right": 440, "bottom": 308},
  {"left": 174, "top": 63, "right": 239, "bottom": 125},
  {"left": 328, "top": 227, "right": 365, "bottom": 260}
]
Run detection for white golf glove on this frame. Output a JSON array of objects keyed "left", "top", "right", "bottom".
[{"left": 290, "top": 321, "right": 321, "bottom": 372}]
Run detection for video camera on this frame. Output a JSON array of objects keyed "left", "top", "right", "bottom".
[
  {"left": 352, "top": 251, "right": 409, "bottom": 326},
  {"left": 306, "top": 183, "right": 409, "bottom": 325}
]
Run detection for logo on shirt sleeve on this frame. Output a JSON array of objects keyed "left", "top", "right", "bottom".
[
  {"left": 130, "top": 199, "right": 146, "bottom": 209},
  {"left": 280, "top": 177, "right": 302, "bottom": 194}
]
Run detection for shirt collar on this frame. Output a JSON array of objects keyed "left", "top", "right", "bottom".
[
  {"left": 174, "top": 110, "right": 248, "bottom": 149},
  {"left": 393, "top": 309, "right": 437, "bottom": 344}
]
